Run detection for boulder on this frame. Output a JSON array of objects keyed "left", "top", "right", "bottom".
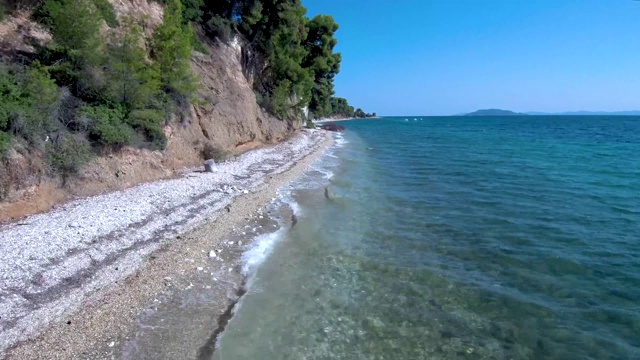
[{"left": 319, "top": 122, "right": 345, "bottom": 132}]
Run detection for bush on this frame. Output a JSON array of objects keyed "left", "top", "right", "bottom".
[
  {"left": 305, "top": 118, "right": 316, "bottom": 129},
  {"left": 201, "top": 142, "right": 228, "bottom": 161},
  {"left": 0, "top": 62, "right": 59, "bottom": 146},
  {"left": 151, "top": 0, "right": 198, "bottom": 97},
  {"left": 46, "top": 134, "right": 93, "bottom": 182},
  {"left": 127, "top": 109, "right": 167, "bottom": 149},
  {"left": 206, "top": 15, "right": 236, "bottom": 43},
  {"left": 0, "top": 131, "right": 11, "bottom": 153},
  {"left": 92, "top": 0, "right": 119, "bottom": 27},
  {"left": 82, "top": 104, "right": 132, "bottom": 146}
]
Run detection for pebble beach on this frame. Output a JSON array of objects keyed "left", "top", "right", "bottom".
[{"left": 0, "top": 129, "right": 331, "bottom": 359}]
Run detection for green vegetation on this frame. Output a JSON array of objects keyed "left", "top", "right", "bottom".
[
  {"left": 92, "top": 0, "right": 119, "bottom": 27},
  {"left": 0, "top": 0, "right": 199, "bottom": 182},
  {"left": 0, "top": 0, "right": 373, "bottom": 184},
  {"left": 151, "top": 0, "right": 198, "bottom": 97},
  {"left": 46, "top": 134, "right": 93, "bottom": 183},
  {"left": 201, "top": 0, "right": 373, "bottom": 120}
]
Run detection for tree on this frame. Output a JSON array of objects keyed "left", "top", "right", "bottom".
[
  {"left": 330, "top": 97, "right": 354, "bottom": 118},
  {"left": 106, "top": 17, "right": 161, "bottom": 109},
  {"left": 303, "top": 15, "right": 341, "bottom": 118},
  {"left": 239, "top": 0, "right": 313, "bottom": 119},
  {"left": 44, "top": 0, "right": 104, "bottom": 68},
  {"left": 151, "top": 0, "right": 198, "bottom": 97}
]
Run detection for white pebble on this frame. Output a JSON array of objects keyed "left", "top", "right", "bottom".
[{"left": 208, "top": 251, "right": 217, "bottom": 258}]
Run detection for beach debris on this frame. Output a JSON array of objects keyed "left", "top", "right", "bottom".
[
  {"left": 164, "top": 277, "right": 172, "bottom": 281},
  {"left": 228, "top": 241, "right": 234, "bottom": 245},
  {"left": 209, "top": 250, "right": 217, "bottom": 258},
  {"left": 225, "top": 205, "right": 231, "bottom": 212},
  {"left": 204, "top": 159, "right": 217, "bottom": 173},
  {"left": 238, "top": 240, "right": 243, "bottom": 246},
  {"left": 108, "top": 341, "right": 115, "bottom": 347},
  {"left": 197, "top": 267, "right": 204, "bottom": 271},
  {"left": 243, "top": 189, "right": 249, "bottom": 194}
]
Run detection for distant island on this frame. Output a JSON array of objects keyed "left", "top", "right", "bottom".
[
  {"left": 464, "top": 109, "right": 527, "bottom": 116},
  {"left": 526, "top": 111, "right": 640, "bottom": 116}
]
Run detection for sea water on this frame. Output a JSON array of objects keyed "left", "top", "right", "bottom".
[{"left": 213, "top": 116, "right": 640, "bottom": 359}]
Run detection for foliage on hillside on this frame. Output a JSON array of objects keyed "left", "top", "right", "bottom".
[
  {"left": 0, "top": 0, "right": 375, "bottom": 182},
  {"left": 199, "top": 0, "right": 372, "bottom": 120},
  {"left": 0, "top": 0, "right": 198, "bottom": 180}
]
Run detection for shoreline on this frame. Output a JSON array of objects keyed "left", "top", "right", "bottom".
[
  {"left": 2, "top": 130, "right": 333, "bottom": 359},
  {"left": 313, "top": 116, "right": 380, "bottom": 124}
]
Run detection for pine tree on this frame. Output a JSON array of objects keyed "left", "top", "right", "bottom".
[
  {"left": 45, "top": 0, "right": 104, "bottom": 68},
  {"left": 106, "top": 17, "right": 161, "bottom": 109},
  {"left": 151, "top": 0, "right": 198, "bottom": 97},
  {"left": 303, "top": 15, "right": 341, "bottom": 118}
]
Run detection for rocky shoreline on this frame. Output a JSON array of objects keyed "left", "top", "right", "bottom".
[{"left": 1, "top": 130, "right": 332, "bottom": 359}]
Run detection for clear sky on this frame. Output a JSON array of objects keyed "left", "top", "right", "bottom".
[{"left": 304, "top": 0, "right": 640, "bottom": 116}]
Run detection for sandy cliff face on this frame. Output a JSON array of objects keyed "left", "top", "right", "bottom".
[{"left": 0, "top": 6, "right": 302, "bottom": 221}]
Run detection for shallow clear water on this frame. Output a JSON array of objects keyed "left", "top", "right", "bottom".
[{"left": 215, "top": 116, "right": 640, "bottom": 359}]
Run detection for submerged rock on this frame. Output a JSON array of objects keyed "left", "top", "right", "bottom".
[{"left": 319, "top": 122, "right": 345, "bottom": 132}]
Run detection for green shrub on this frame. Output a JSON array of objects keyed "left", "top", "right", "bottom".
[
  {"left": 127, "top": 109, "right": 167, "bottom": 149},
  {"left": 0, "top": 131, "right": 11, "bottom": 153},
  {"left": 254, "top": 90, "right": 264, "bottom": 107},
  {"left": 191, "top": 30, "right": 208, "bottom": 54},
  {"left": 151, "top": 0, "right": 198, "bottom": 97},
  {"left": 92, "top": 0, "right": 119, "bottom": 27},
  {"left": 82, "top": 104, "right": 132, "bottom": 146},
  {"left": 0, "top": 62, "right": 59, "bottom": 146},
  {"left": 201, "top": 142, "right": 229, "bottom": 161},
  {"left": 46, "top": 134, "right": 93, "bottom": 182},
  {"left": 105, "top": 17, "right": 161, "bottom": 109},
  {"left": 0, "top": 1, "right": 6, "bottom": 22},
  {"left": 305, "top": 118, "right": 316, "bottom": 129},
  {"left": 206, "top": 15, "right": 235, "bottom": 43}
]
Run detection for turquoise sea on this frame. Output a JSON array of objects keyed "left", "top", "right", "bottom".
[{"left": 214, "top": 116, "right": 640, "bottom": 359}]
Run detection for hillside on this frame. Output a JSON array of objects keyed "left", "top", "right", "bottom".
[
  {"left": 465, "top": 109, "right": 526, "bottom": 116},
  {"left": 0, "top": 0, "right": 364, "bottom": 220}
]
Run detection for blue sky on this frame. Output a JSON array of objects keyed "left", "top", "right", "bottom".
[{"left": 304, "top": 0, "right": 640, "bottom": 116}]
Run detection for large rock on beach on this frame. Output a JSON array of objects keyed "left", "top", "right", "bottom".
[{"left": 320, "top": 123, "right": 346, "bottom": 132}]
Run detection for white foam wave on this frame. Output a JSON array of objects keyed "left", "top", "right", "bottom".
[
  {"left": 309, "top": 163, "right": 334, "bottom": 180},
  {"left": 241, "top": 227, "right": 286, "bottom": 276},
  {"left": 334, "top": 133, "right": 348, "bottom": 147}
]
